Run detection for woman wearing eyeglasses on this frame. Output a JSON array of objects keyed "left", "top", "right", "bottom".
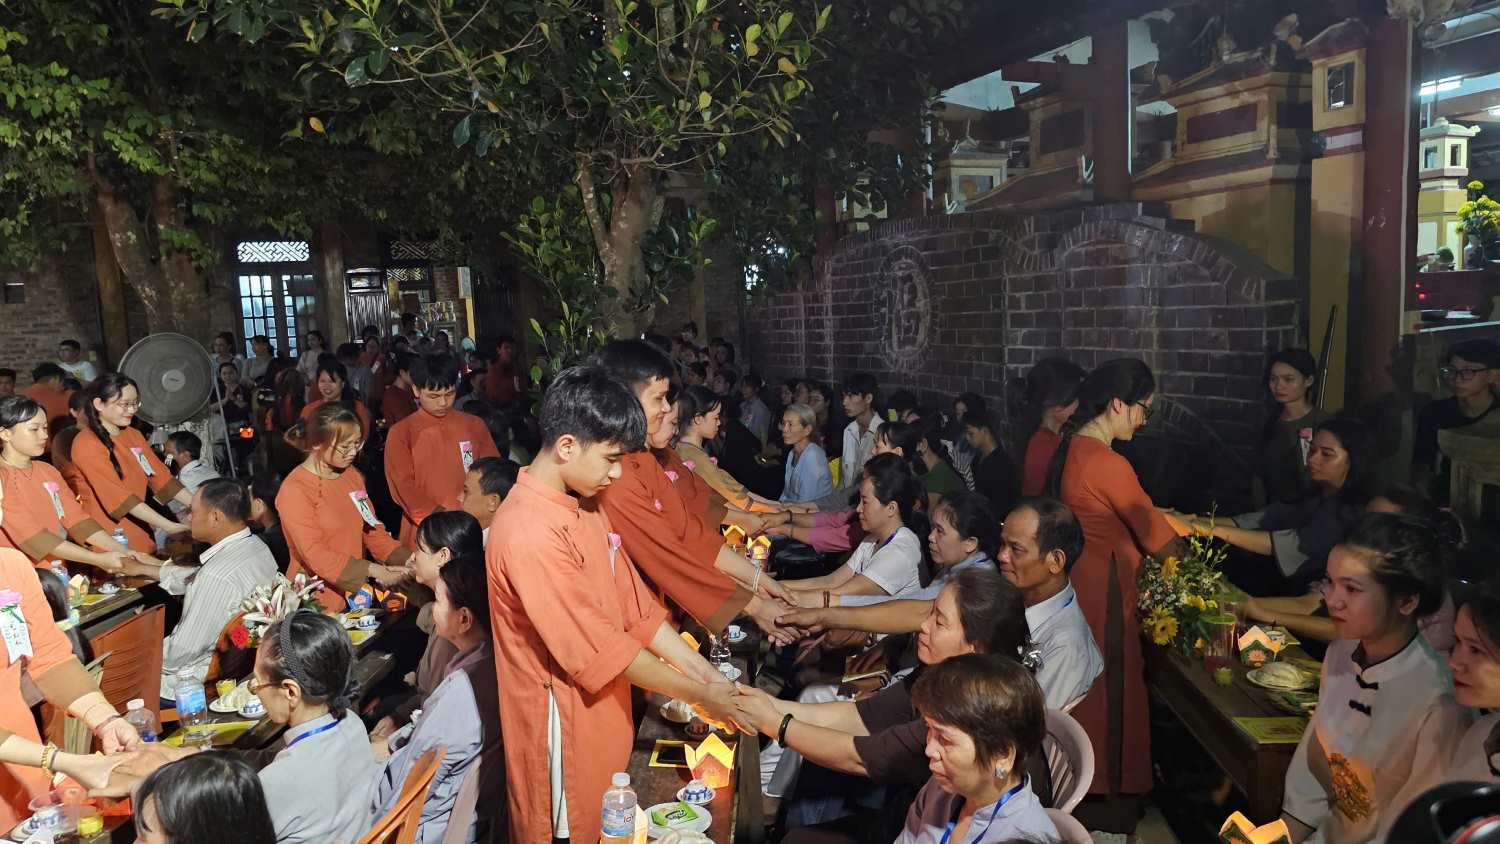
[
  {"left": 1413, "top": 339, "right": 1499, "bottom": 503},
  {"left": 1044, "top": 358, "right": 1184, "bottom": 818},
  {"left": 70, "top": 374, "right": 193, "bottom": 554},
  {"left": 277, "top": 403, "right": 410, "bottom": 611}
]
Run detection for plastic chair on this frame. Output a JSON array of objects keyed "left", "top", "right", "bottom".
[
  {"left": 1045, "top": 808, "right": 1093, "bottom": 844},
  {"left": 359, "top": 746, "right": 447, "bottom": 844},
  {"left": 1043, "top": 708, "right": 1094, "bottom": 813}
]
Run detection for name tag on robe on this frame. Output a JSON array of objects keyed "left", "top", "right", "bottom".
[
  {"left": 459, "top": 440, "right": 475, "bottom": 472},
  {"left": 43, "top": 482, "right": 66, "bottom": 520},
  {"left": 130, "top": 447, "right": 154, "bottom": 476},
  {"left": 349, "top": 490, "right": 382, "bottom": 527},
  {"left": 0, "top": 596, "right": 34, "bottom": 665}
]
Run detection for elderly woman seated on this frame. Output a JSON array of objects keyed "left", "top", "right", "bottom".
[
  {"left": 368, "top": 543, "right": 503, "bottom": 843},
  {"left": 731, "top": 567, "right": 1048, "bottom": 836},
  {"left": 895, "top": 653, "right": 1058, "bottom": 843}
]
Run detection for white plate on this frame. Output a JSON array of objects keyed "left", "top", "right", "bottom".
[
  {"left": 645, "top": 802, "right": 712, "bottom": 838},
  {"left": 659, "top": 700, "right": 693, "bottom": 724},
  {"left": 1246, "top": 666, "right": 1313, "bottom": 691},
  {"left": 210, "top": 681, "right": 252, "bottom": 713}
]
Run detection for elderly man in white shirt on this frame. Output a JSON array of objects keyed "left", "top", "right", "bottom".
[
  {"left": 127, "top": 478, "right": 278, "bottom": 695},
  {"left": 997, "top": 497, "right": 1103, "bottom": 712}
]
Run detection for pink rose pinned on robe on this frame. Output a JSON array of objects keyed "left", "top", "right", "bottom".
[
  {"left": 682, "top": 460, "right": 696, "bottom": 472},
  {"left": 653, "top": 499, "right": 663, "bottom": 512},
  {"left": 664, "top": 470, "right": 679, "bottom": 483}
]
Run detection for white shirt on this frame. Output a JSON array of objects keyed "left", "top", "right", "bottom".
[
  {"left": 1385, "top": 706, "right": 1488, "bottom": 840},
  {"left": 168, "top": 459, "right": 220, "bottom": 517},
  {"left": 1024, "top": 582, "right": 1102, "bottom": 712},
  {"left": 159, "top": 528, "right": 277, "bottom": 690},
  {"left": 57, "top": 359, "right": 98, "bottom": 383},
  {"left": 839, "top": 415, "right": 884, "bottom": 490},
  {"left": 1283, "top": 636, "right": 1469, "bottom": 843},
  {"left": 844, "top": 526, "right": 921, "bottom": 597}
]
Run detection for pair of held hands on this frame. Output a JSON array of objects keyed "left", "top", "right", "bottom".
[
  {"left": 686, "top": 675, "right": 789, "bottom": 738},
  {"left": 50, "top": 722, "right": 188, "bottom": 800}
]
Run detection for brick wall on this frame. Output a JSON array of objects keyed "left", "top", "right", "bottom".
[
  {"left": 0, "top": 251, "right": 103, "bottom": 384},
  {"left": 744, "top": 203, "right": 1308, "bottom": 510}
]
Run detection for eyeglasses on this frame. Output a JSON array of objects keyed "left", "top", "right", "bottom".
[
  {"left": 247, "top": 677, "right": 272, "bottom": 695},
  {"left": 1440, "top": 366, "right": 1491, "bottom": 382},
  {"left": 1135, "top": 401, "right": 1155, "bottom": 422},
  {"left": 332, "top": 441, "right": 364, "bottom": 456},
  {"left": 111, "top": 399, "right": 141, "bottom": 411}
]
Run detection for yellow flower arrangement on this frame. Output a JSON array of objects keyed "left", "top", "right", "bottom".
[
  {"left": 1149, "top": 609, "right": 1179, "bottom": 646},
  {"left": 1160, "top": 556, "right": 1180, "bottom": 580},
  {"left": 1185, "top": 594, "right": 1207, "bottom": 611}
]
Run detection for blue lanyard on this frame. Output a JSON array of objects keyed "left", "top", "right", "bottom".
[
  {"left": 285, "top": 719, "right": 339, "bottom": 748},
  {"left": 938, "top": 780, "right": 1025, "bottom": 844}
]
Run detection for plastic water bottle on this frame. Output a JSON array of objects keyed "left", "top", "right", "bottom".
[
  {"left": 174, "top": 668, "right": 207, "bottom": 728},
  {"left": 111, "top": 528, "right": 129, "bottom": 549},
  {"left": 49, "top": 560, "right": 68, "bottom": 589},
  {"left": 123, "top": 698, "right": 160, "bottom": 743},
  {"left": 600, "top": 772, "right": 637, "bottom": 843}
]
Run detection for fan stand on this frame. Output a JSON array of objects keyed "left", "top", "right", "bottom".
[{"left": 208, "top": 369, "right": 238, "bottom": 479}]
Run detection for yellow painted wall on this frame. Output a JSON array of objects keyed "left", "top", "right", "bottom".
[
  {"left": 1167, "top": 181, "right": 1304, "bottom": 277},
  {"left": 1307, "top": 153, "right": 1362, "bottom": 412}
]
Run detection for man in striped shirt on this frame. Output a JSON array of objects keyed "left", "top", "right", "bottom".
[{"left": 128, "top": 478, "right": 278, "bottom": 694}]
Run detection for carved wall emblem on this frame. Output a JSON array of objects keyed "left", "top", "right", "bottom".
[{"left": 877, "top": 244, "right": 934, "bottom": 370}]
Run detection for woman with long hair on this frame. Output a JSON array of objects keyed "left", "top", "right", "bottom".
[
  {"left": 276, "top": 403, "right": 410, "bottom": 610},
  {"left": 1045, "top": 358, "right": 1182, "bottom": 812},
  {"left": 299, "top": 358, "right": 373, "bottom": 437},
  {"left": 70, "top": 374, "right": 192, "bottom": 553},
  {"left": 295, "top": 331, "right": 327, "bottom": 398},
  {"left": 1281, "top": 514, "right": 1464, "bottom": 843},
  {"left": 0, "top": 396, "right": 142, "bottom": 574},
  {"left": 1171, "top": 416, "right": 1376, "bottom": 596},
  {"left": 1259, "top": 348, "right": 1329, "bottom": 506},
  {"left": 674, "top": 385, "right": 778, "bottom": 512},
  {"left": 1017, "top": 357, "right": 1086, "bottom": 497},
  {"left": 914, "top": 417, "right": 964, "bottom": 511}
]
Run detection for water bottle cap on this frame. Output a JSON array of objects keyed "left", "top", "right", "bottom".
[
  {"left": 127, "top": 698, "right": 145, "bottom": 711},
  {"left": 611, "top": 772, "right": 630, "bottom": 788}
]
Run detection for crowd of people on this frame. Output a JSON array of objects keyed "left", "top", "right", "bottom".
[{"left": 0, "top": 321, "right": 1491, "bottom": 844}]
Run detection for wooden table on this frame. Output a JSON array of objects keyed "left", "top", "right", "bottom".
[
  {"left": 625, "top": 692, "right": 761, "bottom": 844},
  {"left": 1146, "top": 645, "right": 1316, "bottom": 823},
  {"left": 76, "top": 588, "right": 144, "bottom": 633}
]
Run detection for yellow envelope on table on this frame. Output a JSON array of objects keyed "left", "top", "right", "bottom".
[
  {"left": 1219, "top": 812, "right": 1291, "bottom": 844},
  {"left": 686, "top": 733, "right": 734, "bottom": 789}
]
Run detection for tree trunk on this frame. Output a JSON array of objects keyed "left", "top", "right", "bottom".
[
  {"left": 576, "top": 155, "right": 659, "bottom": 338},
  {"left": 87, "top": 158, "right": 210, "bottom": 343}
]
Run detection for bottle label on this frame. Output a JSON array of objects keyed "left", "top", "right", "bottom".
[
  {"left": 138, "top": 729, "right": 159, "bottom": 743},
  {"left": 601, "top": 806, "right": 635, "bottom": 837},
  {"left": 176, "top": 685, "right": 207, "bottom": 715}
]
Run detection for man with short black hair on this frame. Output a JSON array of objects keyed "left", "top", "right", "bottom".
[
  {"left": 839, "top": 373, "right": 884, "bottom": 490},
  {"left": 1414, "top": 338, "right": 1500, "bottom": 502},
  {"left": 963, "top": 411, "right": 1018, "bottom": 518},
  {"left": 24, "top": 363, "right": 71, "bottom": 432},
  {"left": 0, "top": 369, "right": 14, "bottom": 398},
  {"left": 460, "top": 456, "right": 520, "bottom": 540},
  {"left": 163, "top": 431, "right": 219, "bottom": 520},
  {"left": 483, "top": 334, "right": 524, "bottom": 407},
  {"left": 380, "top": 350, "right": 418, "bottom": 425},
  {"left": 997, "top": 497, "right": 1102, "bottom": 711},
  {"left": 56, "top": 339, "right": 98, "bottom": 383},
  {"left": 386, "top": 352, "right": 500, "bottom": 541},
  {"left": 130, "top": 478, "right": 277, "bottom": 693}
]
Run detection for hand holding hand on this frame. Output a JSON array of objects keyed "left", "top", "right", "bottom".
[
  {"left": 757, "top": 576, "right": 797, "bottom": 607},
  {"left": 95, "top": 551, "right": 129, "bottom": 574},
  {"left": 775, "top": 607, "right": 828, "bottom": 637},
  {"left": 692, "top": 679, "right": 753, "bottom": 735},
  {"left": 748, "top": 602, "right": 798, "bottom": 647},
  {"left": 370, "top": 564, "right": 409, "bottom": 587},
  {"left": 56, "top": 751, "right": 131, "bottom": 796},
  {"left": 730, "top": 683, "right": 780, "bottom": 735}
]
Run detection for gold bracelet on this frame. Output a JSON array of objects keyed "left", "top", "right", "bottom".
[{"left": 40, "top": 744, "right": 58, "bottom": 779}]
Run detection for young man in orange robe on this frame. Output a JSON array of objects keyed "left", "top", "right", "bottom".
[
  {"left": 594, "top": 340, "right": 795, "bottom": 639},
  {"left": 384, "top": 352, "right": 499, "bottom": 542},
  {"left": 487, "top": 366, "right": 746, "bottom": 844}
]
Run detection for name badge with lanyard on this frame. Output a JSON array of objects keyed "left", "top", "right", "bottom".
[
  {"left": 42, "top": 481, "right": 66, "bottom": 520},
  {"left": 349, "top": 490, "right": 382, "bottom": 528},
  {"left": 459, "top": 440, "right": 475, "bottom": 472},
  {"left": 0, "top": 590, "right": 33, "bottom": 665},
  {"left": 130, "top": 447, "right": 155, "bottom": 476}
]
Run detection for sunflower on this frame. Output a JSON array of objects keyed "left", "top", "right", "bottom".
[
  {"left": 1159, "top": 556, "right": 1180, "bottom": 581},
  {"left": 1148, "top": 608, "right": 1179, "bottom": 646}
]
